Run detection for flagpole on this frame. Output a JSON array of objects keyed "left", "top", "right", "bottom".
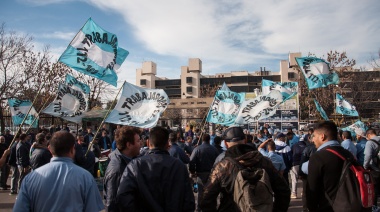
[
  {"left": 8, "top": 82, "right": 46, "bottom": 149},
  {"left": 25, "top": 95, "right": 54, "bottom": 133},
  {"left": 85, "top": 81, "right": 125, "bottom": 157}
]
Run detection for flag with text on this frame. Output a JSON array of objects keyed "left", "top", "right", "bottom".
[
  {"left": 8, "top": 99, "right": 38, "bottom": 127},
  {"left": 336, "top": 93, "right": 359, "bottom": 117}
]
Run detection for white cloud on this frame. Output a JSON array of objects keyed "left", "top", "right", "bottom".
[
  {"left": 39, "top": 31, "right": 76, "bottom": 41},
  {"left": 86, "top": 0, "right": 379, "bottom": 72}
]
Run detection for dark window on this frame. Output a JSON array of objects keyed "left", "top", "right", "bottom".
[
  {"left": 140, "top": 79, "right": 146, "bottom": 85},
  {"left": 186, "top": 77, "right": 192, "bottom": 83},
  {"left": 288, "top": 72, "right": 296, "bottom": 79},
  {"left": 187, "top": 86, "right": 193, "bottom": 93}
]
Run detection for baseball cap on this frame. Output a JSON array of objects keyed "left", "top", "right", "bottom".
[
  {"left": 223, "top": 127, "right": 245, "bottom": 142},
  {"left": 276, "top": 133, "right": 286, "bottom": 139}
]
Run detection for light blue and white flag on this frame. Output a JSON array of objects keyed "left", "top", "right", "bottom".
[
  {"left": 220, "top": 82, "right": 230, "bottom": 91},
  {"left": 336, "top": 93, "right": 359, "bottom": 117},
  {"left": 8, "top": 99, "right": 38, "bottom": 127},
  {"left": 295, "top": 57, "right": 339, "bottom": 90},
  {"left": 234, "top": 90, "right": 283, "bottom": 124},
  {"left": 105, "top": 82, "right": 170, "bottom": 128},
  {"left": 262, "top": 79, "right": 297, "bottom": 101},
  {"left": 42, "top": 83, "right": 88, "bottom": 123},
  {"left": 59, "top": 18, "right": 129, "bottom": 87},
  {"left": 65, "top": 74, "right": 90, "bottom": 94},
  {"left": 341, "top": 120, "right": 367, "bottom": 137},
  {"left": 206, "top": 84, "right": 245, "bottom": 126},
  {"left": 314, "top": 99, "right": 329, "bottom": 121}
]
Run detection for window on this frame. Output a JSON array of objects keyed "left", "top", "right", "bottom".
[
  {"left": 288, "top": 72, "right": 296, "bottom": 79},
  {"left": 140, "top": 79, "right": 146, "bottom": 85},
  {"left": 186, "top": 77, "right": 192, "bottom": 83},
  {"left": 187, "top": 86, "right": 193, "bottom": 93}
]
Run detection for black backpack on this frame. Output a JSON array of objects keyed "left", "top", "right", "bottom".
[{"left": 325, "top": 148, "right": 373, "bottom": 212}]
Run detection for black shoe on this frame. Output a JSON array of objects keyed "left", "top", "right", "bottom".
[{"left": 9, "top": 191, "right": 17, "bottom": 195}]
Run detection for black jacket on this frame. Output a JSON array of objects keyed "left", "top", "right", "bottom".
[
  {"left": 306, "top": 145, "right": 353, "bottom": 211},
  {"left": 103, "top": 148, "right": 132, "bottom": 212},
  {"left": 8, "top": 141, "right": 18, "bottom": 166},
  {"left": 116, "top": 148, "right": 195, "bottom": 212},
  {"left": 30, "top": 145, "right": 52, "bottom": 170},
  {"left": 16, "top": 141, "right": 30, "bottom": 168},
  {"left": 299, "top": 142, "right": 317, "bottom": 177},
  {"left": 200, "top": 144, "right": 290, "bottom": 212},
  {"left": 291, "top": 140, "right": 307, "bottom": 166}
]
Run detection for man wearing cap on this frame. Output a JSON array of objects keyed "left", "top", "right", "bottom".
[
  {"left": 189, "top": 133, "right": 219, "bottom": 211},
  {"left": 274, "top": 133, "right": 293, "bottom": 185},
  {"left": 13, "top": 131, "right": 104, "bottom": 212},
  {"left": 363, "top": 129, "right": 380, "bottom": 204},
  {"left": 200, "top": 126, "right": 290, "bottom": 211}
]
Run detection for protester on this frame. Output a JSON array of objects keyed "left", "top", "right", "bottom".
[
  {"left": 29, "top": 133, "right": 52, "bottom": 170},
  {"left": 8, "top": 134, "right": 19, "bottom": 195},
  {"left": 290, "top": 135, "right": 307, "bottom": 199},
  {"left": 0, "top": 148, "right": 10, "bottom": 168},
  {"left": 274, "top": 133, "right": 293, "bottom": 184},
  {"left": 200, "top": 126, "right": 290, "bottom": 211},
  {"left": 16, "top": 133, "right": 31, "bottom": 188},
  {"left": 363, "top": 128, "right": 380, "bottom": 204},
  {"left": 355, "top": 129, "right": 367, "bottom": 166},
  {"left": 116, "top": 126, "right": 195, "bottom": 211},
  {"left": 189, "top": 133, "right": 219, "bottom": 211},
  {"left": 0, "top": 136, "right": 8, "bottom": 189},
  {"left": 287, "top": 131, "right": 300, "bottom": 148},
  {"left": 340, "top": 131, "right": 357, "bottom": 159},
  {"left": 212, "top": 136, "right": 224, "bottom": 154},
  {"left": 299, "top": 131, "right": 317, "bottom": 212},
  {"left": 99, "top": 130, "right": 111, "bottom": 150},
  {"left": 13, "top": 131, "right": 104, "bottom": 212},
  {"left": 258, "top": 138, "right": 286, "bottom": 175},
  {"left": 76, "top": 133, "right": 95, "bottom": 174},
  {"left": 84, "top": 128, "right": 95, "bottom": 145},
  {"left": 168, "top": 133, "right": 190, "bottom": 164},
  {"left": 306, "top": 121, "right": 355, "bottom": 211},
  {"left": 103, "top": 126, "right": 141, "bottom": 212}
]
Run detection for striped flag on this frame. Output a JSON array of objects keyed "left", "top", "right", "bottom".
[
  {"left": 65, "top": 74, "right": 90, "bottom": 94},
  {"left": 105, "top": 82, "right": 170, "bottom": 128},
  {"left": 206, "top": 83, "right": 245, "bottom": 126},
  {"left": 234, "top": 90, "right": 283, "bottom": 124},
  {"left": 262, "top": 79, "right": 297, "bottom": 101},
  {"left": 8, "top": 99, "right": 38, "bottom": 127},
  {"left": 295, "top": 57, "right": 339, "bottom": 90},
  {"left": 336, "top": 93, "right": 359, "bottom": 116},
  {"left": 59, "top": 18, "right": 129, "bottom": 87},
  {"left": 314, "top": 99, "right": 329, "bottom": 121},
  {"left": 42, "top": 83, "right": 88, "bottom": 123}
]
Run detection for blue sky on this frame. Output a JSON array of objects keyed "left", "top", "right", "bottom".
[{"left": 1, "top": 0, "right": 379, "bottom": 86}]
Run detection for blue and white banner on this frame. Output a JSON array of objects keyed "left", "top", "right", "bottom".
[
  {"left": 42, "top": 83, "right": 88, "bottom": 123},
  {"left": 59, "top": 18, "right": 129, "bottom": 87},
  {"left": 336, "top": 93, "right": 359, "bottom": 117},
  {"left": 295, "top": 57, "right": 339, "bottom": 90},
  {"left": 105, "top": 82, "right": 170, "bottom": 128},
  {"left": 341, "top": 120, "right": 367, "bottom": 137},
  {"left": 206, "top": 84, "right": 245, "bottom": 126},
  {"left": 234, "top": 90, "right": 283, "bottom": 124},
  {"left": 8, "top": 99, "right": 38, "bottom": 127},
  {"left": 262, "top": 79, "right": 297, "bottom": 101},
  {"left": 65, "top": 74, "right": 90, "bottom": 94},
  {"left": 314, "top": 99, "right": 329, "bottom": 121}
]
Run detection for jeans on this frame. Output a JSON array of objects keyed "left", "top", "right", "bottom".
[
  {"left": 10, "top": 166, "right": 19, "bottom": 193},
  {"left": 290, "top": 165, "right": 299, "bottom": 195}
]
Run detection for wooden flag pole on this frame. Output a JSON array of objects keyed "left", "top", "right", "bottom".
[
  {"left": 8, "top": 81, "right": 46, "bottom": 149},
  {"left": 85, "top": 81, "right": 125, "bottom": 157}
]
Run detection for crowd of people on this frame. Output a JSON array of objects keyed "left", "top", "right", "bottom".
[{"left": 0, "top": 121, "right": 379, "bottom": 211}]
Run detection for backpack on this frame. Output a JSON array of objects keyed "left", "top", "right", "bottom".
[
  {"left": 225, "top": 157, "right": 273, "bottom": 212},
  {"left": 325, "top": 148, "right": 374, "bottom": 212}
]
